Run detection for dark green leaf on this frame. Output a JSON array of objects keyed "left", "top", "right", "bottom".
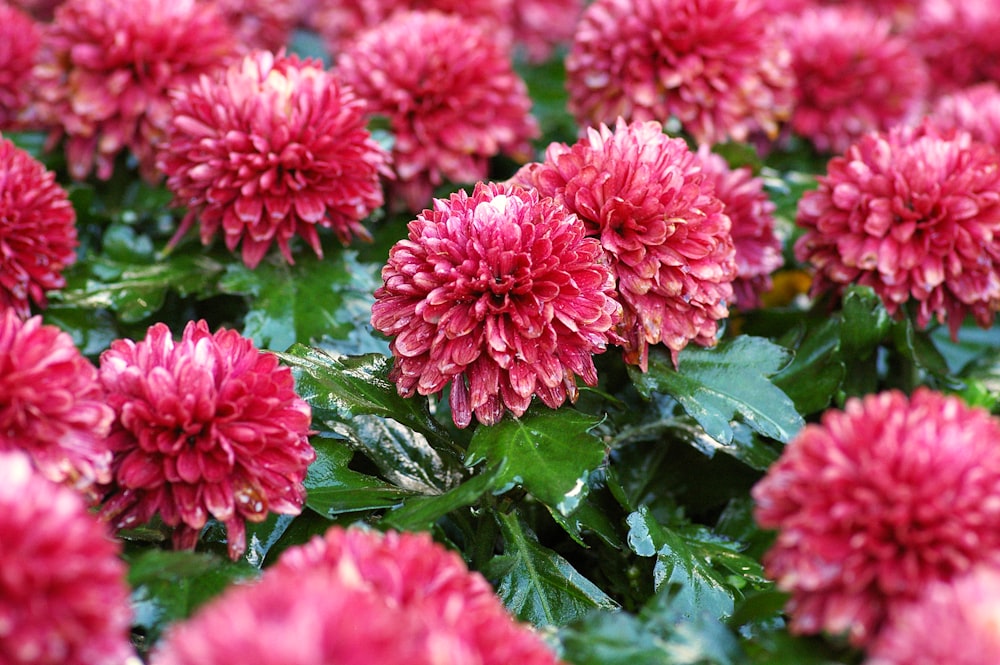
[
  {"left": 466, "top": 409, "right": 607, "bottom": 515},
  {"left": 559, "top": 611, "right": 673, "bottom": 665},
  {"left": 382, "top": 463, "right": 500, "bottom": 531},
  {"left": 840, "top": 285, "right": 892, "bottom": 359},
  {"left": 772, "top": 318, "right": 845, "bottom": 415},
  {"left": 640, "top": 584, "right": 748, "bottom": 665},
  {"left": 304, "top": 437, "right": 417, "bottom": 517},
  {"left": 219, "top": 249, "right": 386, "bottom": 353},
  {"left": 891, "top": 316, "right": 959, "bottom": 387},
  {"left": 485, "top": 511, "right": 619, "bottom": 627},
  {"left": 42, "top": 306, "right": 119, "bottom": 358},
  {"left": 630, "top": 337, "right": 803, "bottom": 445}
]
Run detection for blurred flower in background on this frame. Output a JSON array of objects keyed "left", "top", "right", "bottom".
[{"left": 0, "top": 3, "right": 41, "bottom": 131}]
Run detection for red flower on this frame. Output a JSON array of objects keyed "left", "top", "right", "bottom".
[
  {"left": 371, "top": 181, "right": 621, "bottom": 428},
  {"left": 509, "top": 0, "right": 584, "bottom": 63},
  {"left": 33, "top": 0, "right": 238, "bottom": 181},
  {"left": 867, "top": 565, "right": 1000, "bottom": 665},
  {"left": 781, "top": 6, "right": 928, "bottom": 154},
  {"left": 695, "top": 146, "right": 783, "bottom": 309},
  {"left": 0, "top": 135, "right": 78, "bottom": 316},
  {"left": 152, "top": 527, "right": 563, "bottom": 665},
  {"left": 159, "top": 50, "right": 389, "bottom": 269},
  {"left": 0, "top": 4, "right": 40, "bottom": 130},
  {"left": 795, "top": 122, "right": 1000, "bottom": 337},
  {"left": 753, "top": 389, "right": 1000, "bottom": 646},
  {"left": 0, "top": 451, "right": 133, "bottom": 665},
  {"left": 513, "top": 119, "right": 736, "bottom": 369},
  {"left": 929, "top": 82, "right": 1000, "bottom": 148},
  {"left": 98, "top": 320, "right": 315, "bottom": 560},
  {"left": 212, "top": 0, "right": 298, "bottom": 52},
  {"left": 337, "top": 10, "right": 539, "bottom": 212},
  {"left": 905, "top": 0, "right": 1000, "bottom": 96},
  {"left": 0, "top": 310, "right": 113, "bottom": 498},
  {"left": 565, "top": 0, "right": 795, "bottom": 145}
]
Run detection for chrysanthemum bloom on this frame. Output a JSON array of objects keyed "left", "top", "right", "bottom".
[
  {"left": 866, "top": 565, "right": 1000, "bottom": 665},
  {"left": 929, "top": 83, "right": 1000, "bottom": 149},
  {"left": 904, "top": 0, "right": 1000, "bottom": 96},
  {"left": 153, "top": 527, "right": 563, "bottom": 665},
  {"left": 694, "top": 147, "right": 782, "bottom": 310},
  {"left": 565, "top": 0, "right": 795, "bottom": 145},
  {"left": 337, "top": 10, "right": 539, "bottom": 213},
  {"left": 795, "top": 122, "right": 1000, "bottom": 337},
  {"left": 753, "top": 389, "right": 1000, "bottom": 646},
  {"left": 8, "top": 0, "right": 64, "bottom": 20},
  {"left": 0, "top": 451, "right": 133, "bottom": 665},
  {"left": 210, "top": 0, "right": 298, "bottom": 52},
  {"left": 513, "top": 119, "right": 736, "bottom": 369},
  {"left": 509, "top": 0, "right": 583, "bottom": 63},
  {"left": 0, "top": 136, "right": 78, "bottom": 317},
  {"left": 371, "top": 181, "right": 621, "bottom": 428},
  {"left": 158, "top": 51, "right": 389, "bottom": 269},
  {"left": 98, "top": 319, "right": 315, "bottom": 560},
  {"left": 780, "top": 6, "right": 928, "bottom": 155},
  {"left": 0, "top": 310, "right": 113, "bottom": 498},
  {"left": 0, "top": 4, "right": 40, "bottom": 130},
  {"left": 32, "top": 0, "right": 238, "bottom": 181}
]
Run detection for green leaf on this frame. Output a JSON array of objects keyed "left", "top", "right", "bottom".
[
  {"left": 219, "top": 249, "right": 385, "bottom": 353},
  {"left": 465, "top": 408, "right": 607, "bottom": 515},
  {"left": 630, "top": 337, "right": 803, "bottom": 445},
  {"left": 840, "top": 285, "right": 891, "bottom": 360},
  {"left": 559, "top": 611, "right": 675, "bottom": 665},
  {"left": 639, "top": 583, "right": 748, "bottom": 665},
  {"left": 304, "top": 437, "right": 417, "bottom": 517},
  {"left": 127, "top": 550, "right": 258, "bottom": 649},
  {"left": 771, "top": 318, "right": 845, "bottom": 415},
  {"left": 382, "top": 463, "right": 501, "bottom": 531},
  {"left": 626, "top": 506, "right": 768, "bottom": 621},
  {"left": 485, "top": 511, "right": 619, "bottom": 627}
]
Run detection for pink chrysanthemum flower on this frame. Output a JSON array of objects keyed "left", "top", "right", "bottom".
[
  {"left": 565, "top": 0, "right": 795, "bottom": 145},
  {"left": 929, "top": 82, "right": 1000, "bottom": 149},
  {"left": 753, "top": 389, "right": 1000, "bottom": 646},
  {"left": 211, "top": 0, "right": 298, "bottom": 52},
  {"left": 0, "top": 310, "right": 113, "bottom": 498},
  {"left": 509, "top": 0, "right": 584, "bottom": 63},
  {"left": 694, "top": 147, "right": 783, "bottom": 310},
  {"left": 905, "top": 0, "right": 1000, "bottom": 96},
  {"left": 98, "top": 319, "right": 315, "bottom": 560},
  {"left": 867, "top": 565, "right": 1000, "bottom": 665},
  {"left": 0, "top": 136, "right": 78, "bottom": 317},
  {"left": 371, "top": 181, "right": 621, "bottom": 428},
  {"left": 0, "top": 450, "right": 133, "bottom": 665},
  {"left": 337, "top": 10, "right": 539, "bottom": 213},
  {"left": 153, "top": 528, "right": 563, "bottom": 665},
  {"left": 159, "top": 51, "right": 389, "bottom": 269},
  {"left": 8, "top": 0, "right": 64, "bottom": 20},
  {"left": 513, "top": 119, "right": 736, "bottom": 369},
  {"left": 32, "top": 0, "right": 238, "bottom": 181},
  {"left": 0, "top": 4, "right": 40, "bottom": 130},
  {"left": 795, "top": 122, "right": 1000, "bottom": 337},
  {"left": 781, "top": 6, "right": 928, "bottom": 155}
]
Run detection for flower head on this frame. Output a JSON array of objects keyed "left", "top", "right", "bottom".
[
  {"left": 929, "top": 82, "right": 1000, "bottom": 149},
  {"left": 0, "top": 135, "right": 78, "bottom": 316},
  {"left": 371, "top": 181, "right": 621, "bottom": 428},
  {"left": 159, "top": 50, "right": 389, "bottom": 269},
  {"left": 781, "top": 6, "right": 928, "bottom": 154},
  {"left": 337, "top": 10, "right": 539, "bottom": 212},
  {"left": 98, "top": 319, "right": 315, "bottom": 560},
  {"left": 695, "top": 146, "right": 782, "bottom": 309},
  {"left": 0, "top": 310, "right": 113, "bottom": 497},
  {"left": 0, "top": 3, "right": 41, "bottom": 130},
  {"left": 794, "top": 121, "right": 1000, "bottom": 337},
  {"left": 753, "top": 389, "right": 1000, "bottom": 646},
  {"left": 565, "top": 0, "right": 795, "bottom": 145},
  {"left": 33, "top": 0, "right": 238, "bottom": 181},
  {"left": 0, "top": 450, "right": 133, "bottom": 665},
  {"left": 509, "top": 0, "right": 584, "bottom": 63},
  {"left": 905, "top": 0, "right": 1000, "bottom": 96},
  {"left": 513, "top": 119, "right": 736, "bottom": 369},
  {"left": 212, "top": 0, "right": 298, "bottom": 52},
  {"left": 867, "top": 565, "right": 1000, "bottom": 665},
  {"left": 153, "top": 527, "right": 563, "bottom": 665}
]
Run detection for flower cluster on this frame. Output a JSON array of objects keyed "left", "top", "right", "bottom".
[
  {"left": 152, "top": 527, "right": 563, "bottom": 665},
  {"left": 32, "top": 0, "right": 238, "bottom": 180},
  {"left": 795, "top": 122, "right": 1000, "bottom": 337},
  {"left": 0, "top": 310, "right": 113, "bottom": 497},
  {"left": 0, "top": 450, "right": 133, "bottom": 665},
  {"left": 158, "top": 50, "right": 389, "bottom": 268},
  {"left": 372, "top": 181, "right": 620, "bottom": 428},
  {"left": 514, "top": 119, "right": 736, "bottom": 369},
  {"left": 98, "top": 319, "right": 315, "bottom": 560},
  {"left": 565, "top": 0, "right": 795, "bottom": 145},
  {"left": 0, "top": 135, "right": 78, "bottom": 316},
  {"left": 905, "top": 0, "right": 1000, "bottom": 96},
  {"left": 754, "top": 389, "right": 1000, "bottom": 645},
  {"left": 336, "top": 10, "right": 538, "bottom": 212}
]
